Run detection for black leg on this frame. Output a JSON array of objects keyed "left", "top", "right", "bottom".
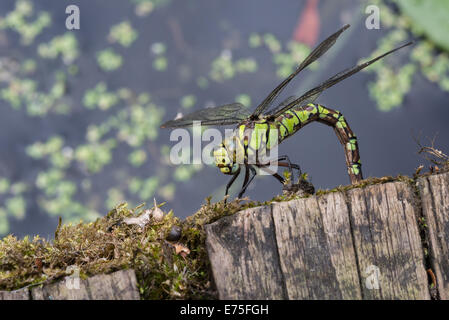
[
  {"left": 258, "top": 165, "right": 286, "bottom": 185},
  {"left": 277, "top": 155, "right": 302, "bottom": 184},
  {"left": 224, "top": 166, "right": 241, "bottom": 203},
  {"left": 238, "top": 165, "right": 257, "bottom": 198},
  {"left": 259, "top": 154, "right": 302, "bottom": 184},
  {"left": 237, "top": 166, "right": 249, "bottom": 198}
]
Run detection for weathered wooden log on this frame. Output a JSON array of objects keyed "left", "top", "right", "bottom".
[
  {"left": 0, "top": 269, "right": 140, "bottom": 300},
  {"left": 0, "top": 288, "right": 30, "bottom": 300},
  {"left": 347, "top": 182, "right": 429, "bottom": 299},
  {"left": 271, "top": 192, "right": 361, "bottom": 299},
  {"left": 418, "top": 173, "right": 449, "bottom": 299},
  {"left": 205, "top": 206, "right": 287, "bottom": 299},
  {"left": 205, "top": 178, "right": 436, "bottom": 300}
]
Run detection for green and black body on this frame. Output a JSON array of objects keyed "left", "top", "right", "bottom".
[
  {"left": 161, "top": 25, "right": 412, "bottom": 200},
  {"left": 235, "top": 102, "right": 361, "bottom": 183}
]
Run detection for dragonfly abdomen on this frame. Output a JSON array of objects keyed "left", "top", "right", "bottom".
[
  {"left": 232, "top": 103, "right": 362, "bottom": 184},
  {"left": 274, "top": 103, "right": 363, "bottom": 184}
]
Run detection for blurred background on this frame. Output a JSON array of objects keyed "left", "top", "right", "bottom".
[{"left": 0, "top": 0, "right": 448, "bottom": 238}]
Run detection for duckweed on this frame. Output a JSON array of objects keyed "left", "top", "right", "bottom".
[{"left": 97, "top": 49, "right": 123, "bottom": 72}]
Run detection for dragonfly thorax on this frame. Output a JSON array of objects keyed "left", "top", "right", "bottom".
[{"left": 213, "top": 141, "right": 239, "bottom": 175}]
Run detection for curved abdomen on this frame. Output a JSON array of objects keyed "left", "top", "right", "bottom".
[{"left": 272, "top": 103, "right": 363, "bottom": 184}]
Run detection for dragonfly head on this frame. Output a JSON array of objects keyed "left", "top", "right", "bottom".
[{"left": 213, "top": 142, "right": 239, "bottom": 175}]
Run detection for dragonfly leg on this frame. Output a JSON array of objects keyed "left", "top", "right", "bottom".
[
  {"left": 276, "top": 155, "right": 302, "bottom": 185},
  {"left": 238, "top": 165, "right": 257, "bottom": 198},
  {"left": 257, "top": 165, "right": 286, "bottom": 185},
  {"left": 224, "top": 166, "right": 241, "bottom": 203}
]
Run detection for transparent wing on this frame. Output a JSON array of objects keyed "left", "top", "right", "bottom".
[
  {"left": 251, "top": 24, "right": 350, "bottom": 118},
  {"left": 272, "top": 41, "right": 413, "bottom": 118},
  {"left": 266, "top": 94, "right": 320, "bottom": 116},
  {"left": 160, "top": 103, "right": 250, "bottom": 128}
]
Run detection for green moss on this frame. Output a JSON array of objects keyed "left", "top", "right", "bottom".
[{"left": 0, "top": 198, "right": 259, "bottom": 299}]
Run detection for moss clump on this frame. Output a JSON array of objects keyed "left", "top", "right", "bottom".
[
  {"left": 0, "top": 196, "right": 271, "bottom": 299},
  {"left": 0, "top": 202, "right": 204, "bottom": 298}
]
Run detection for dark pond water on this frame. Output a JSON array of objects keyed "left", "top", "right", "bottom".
[{"left": 0, "top": 0, "right": 448, "bottom": 238}]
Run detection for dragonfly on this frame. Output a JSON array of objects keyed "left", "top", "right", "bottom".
[{"left": 161, "top": 24, "right": 412, "bottom": 200}]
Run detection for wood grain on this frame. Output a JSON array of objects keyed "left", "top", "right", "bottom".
[
  {"left": 1, "top": 269, "right": 138, "bottom": 300},
  {"left": 0, "top": 288, "right": 30, "bottom": 300},
  {"left": 206, "top": 180, "right": 432, "bottom": 300},
  {"left": 205, "top": 206, "right": 287, "bottom": 299},
  {"left": 31, "top": 269, "right": 140, "bottom": 300},
  {"left": 271, "top": 192, "right": 361, "bottom": 299},
  {"left": 418, "top": 172, "right": 449, "bottom": 299},
  {"left": 347, "top": 182, "right": 429, "bottom": 299}
]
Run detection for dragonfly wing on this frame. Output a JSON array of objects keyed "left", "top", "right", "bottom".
[
  {"left": 272, "top": 41, "right": 413, "bottom": 118},
  {"left": 266, "top": 93, "right": 320, "bottom": 116},
  {"left": 251, "top": 24, "right": 350, "bottom": 118},
  {"left": 160, "top": 103, "right": 250, "bottom": 128}
]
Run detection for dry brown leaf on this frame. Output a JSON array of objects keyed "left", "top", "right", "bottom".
[{"left": 173, "top": 243, "right": 190, "bottom": 257}]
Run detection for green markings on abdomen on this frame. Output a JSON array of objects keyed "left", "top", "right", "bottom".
[
  {"left": 275, "top": 103, "right": 320, "bottom": 143},
  {"left": 274, "top": 103, "right": 363, "bottom": 184},
  {"left": 349, "top": 159, "right": 362, "bottom": 176}
]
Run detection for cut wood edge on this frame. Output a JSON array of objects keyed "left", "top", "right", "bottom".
[{"left": 0, "top": 269, "right": 140, "bottom": 300}]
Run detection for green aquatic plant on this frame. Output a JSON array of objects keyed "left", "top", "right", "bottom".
[
  {"left": 209, "top": 52, "right": 258, "bottom": 82},
  {"left": 0, "top": 0, "right": 51, "bottom": 45},
  {"left": 153, "top": 56, "right": 168, "bottom": 71},
  {"left": 361, "top": 0, "right": 449, "bottom": 111},
  {"left": 180, "top": 95, "right": 197, "bottom": 109},
  {"left": 131, "top": 0, "right": 172, "bottom": 17},
  {"left": 0, "top": 177, "right": 28, "bottom": 236},
  {"left": 83, "top": 82, "right": 119, "bottom": 110},
  {"left": 128, "top": 149, "right": 148, "bottom": 167},
  {"left": 35, "top": 168, "right": 100, "bottom": 222},
  {"left": 75, "top": 139, "right": 117, "bottom": 173},
  {"left": 5, "top": 197, "right": 26, "bottom": 221},
  {"left": 109, "top": 21, "right": 138, "bottom": 47},
  {"left": 0, "top": 178, "right": 9, "bottom": 194},
  {"left": 38, "top": 33, "right": 79, "bottom": 64},
  {"left": 396, "top": 0, "right": 449, "bottom": 51},
  {"left": 196, "top": 76, "right": 209, "bottom": 89},
  {"left": 97, "top": 48, "right": 123, "bottom": 72},
  {"left": 248, "top": 32, "right": 316, "bottom": 78},
  {"left": 151, "top": 42, "right": 168, "bottom": 71},
  {"left": 129, "top": 177, "right": 159, "bottom": 201},
  {"left": 27, "top": 136, "right": 72, "bottom": 169},
  {"left": 0, "top": 67, "right": 71, "bottom": 116},
  {"left": 235, "top": 93, "right": 251, "bottom": 107},
  {"left": 173, "top": 165, "right": 203, "bottom": 182},
  {"left": 274, "top": 42, "right": 316, "bottom": 78}
]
